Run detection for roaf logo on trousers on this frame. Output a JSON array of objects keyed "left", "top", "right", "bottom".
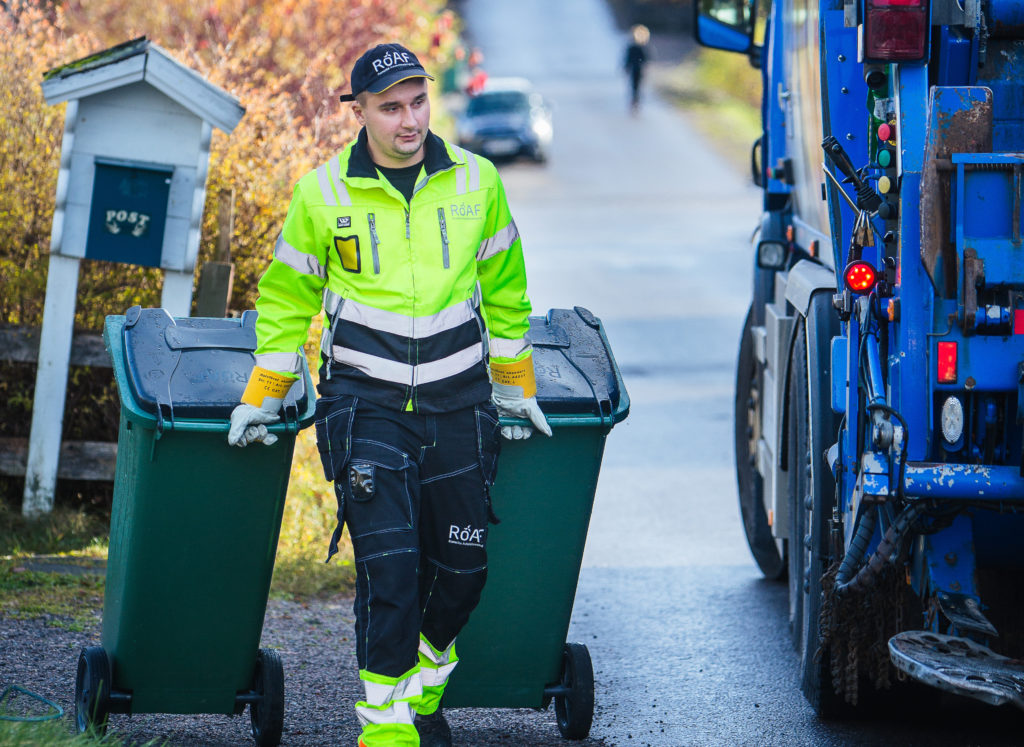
[{"left": 449, "top": 524, "right": 485, "bottom": 547}]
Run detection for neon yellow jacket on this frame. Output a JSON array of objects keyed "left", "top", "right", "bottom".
[{"left": 253, "top": 129, "right": 533, "bottom": 413}]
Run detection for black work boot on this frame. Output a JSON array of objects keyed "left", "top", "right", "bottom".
[{"left": 414, "top": 708, "right": 452, "bottom": 747}]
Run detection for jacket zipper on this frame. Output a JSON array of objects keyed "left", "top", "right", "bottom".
[
  {"left": 367, "top": 213, "right": 381, "bottom": 274},
  {"left": 436, "top": 207, "right": 450, "bottom": 269}
]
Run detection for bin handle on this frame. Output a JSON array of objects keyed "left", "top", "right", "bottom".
[
  {"left": 555, "top": 347, "right": 610, "bottom": 432},
  {"left": 154, "top": 400, "right": 174, "bottom": 439}
]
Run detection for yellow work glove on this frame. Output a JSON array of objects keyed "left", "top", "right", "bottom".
[
  {"left": 489, "top": 355, "right": 552, "bottom": 440},
  {"left": 227, "top": 366, "right": 294, "bottom": 447}
]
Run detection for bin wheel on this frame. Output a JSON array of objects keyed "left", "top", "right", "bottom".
[
  {"left": 75, "top": 646, "right": 111, "bottom": 736},
  {"left": 554, "top": 642, "right": 594, "bottom": 740},
  {"left": 249, "top": 648, "right": 285, "bottom": 747}
]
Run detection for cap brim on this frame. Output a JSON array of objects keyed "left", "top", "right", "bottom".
[
  {"left": 367, "top": 69, "right": 434, "bottom": 94},
  {"left": 339, "top": 69, "right": 434, "bottom": 103}
]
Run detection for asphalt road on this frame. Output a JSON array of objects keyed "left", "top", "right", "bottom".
[{"left": 459, "top": 0, "right": 1024, "bottom": 744}]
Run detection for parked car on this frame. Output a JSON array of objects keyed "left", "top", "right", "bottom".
[{"left": 457, "top": 77, "right": 552, "bottom": 163}]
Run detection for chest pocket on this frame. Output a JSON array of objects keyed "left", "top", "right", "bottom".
[
  {"left": 335, "top": 235, "right": 361, "bottom": 273},
  {"left": 332, "top": 213, "right": 381, "bottom": 275}
]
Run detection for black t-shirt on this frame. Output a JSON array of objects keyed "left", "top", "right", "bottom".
[{"left": 376, "top": 162, "right": 422, "bottom": 204}]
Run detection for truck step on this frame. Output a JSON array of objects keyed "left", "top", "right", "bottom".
[{"left": 889, "top": 631, "right": 1024, "bottom": 709}]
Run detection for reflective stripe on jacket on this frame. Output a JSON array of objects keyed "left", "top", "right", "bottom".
[{"left": 254, "top": 128, "right": 533, "bottom": 413}]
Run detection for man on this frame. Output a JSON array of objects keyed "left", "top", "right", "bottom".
[{"left": 227, "top": 43, "right": 551, "bottom": 747}]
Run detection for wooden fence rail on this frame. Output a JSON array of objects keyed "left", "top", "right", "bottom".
[{"left": 0, "top": 326, "right": 116, "bottom": 482}]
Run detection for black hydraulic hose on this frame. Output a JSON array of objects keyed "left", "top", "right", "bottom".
[
  {"left": 835, "top": 504, "right": 878, "bottom": 588},
  {"left": 835, "top": 502, "right": 926, "bottom": 597}
]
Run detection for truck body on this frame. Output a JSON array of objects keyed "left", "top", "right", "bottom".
[{"left": 696, "top": 0, "right": 1024, "bottom": 712}]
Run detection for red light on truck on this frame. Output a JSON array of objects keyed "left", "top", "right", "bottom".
[
  {"left": 864, "top": 0, "right": 928, "bottom": 61},
  {"left": 937, "top": 341, "right": 957, "bottom": 384},
  {"left": 844, "top": 261, "right": 877, "bottom": 294}
]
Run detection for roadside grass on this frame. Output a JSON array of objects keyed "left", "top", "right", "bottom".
[
  {"left": 0, "top": 721, "right": 129, "bottom": 746},
  {"left": 655, "top": 46, "right": 762, "bottom": 175},
  {"left": 0, "top": 502, "right": 108, "bottom": 630},
  {"left": 0, "top": 667, "right": 153, "bottom": 746},
  {"left": 0, "top": 560, "right": 102, "bottom": 632},
  {"left": 0, "top": 502, "right": 108, "bottom": 559}
]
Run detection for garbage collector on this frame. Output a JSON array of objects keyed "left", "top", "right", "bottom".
[{"left": 226, "top": 43, "right": 551, "bottom": 747}]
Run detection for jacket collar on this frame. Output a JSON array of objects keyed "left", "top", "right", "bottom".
[{"left": 346, "top": 128, "right": 455, "bottom": 180}]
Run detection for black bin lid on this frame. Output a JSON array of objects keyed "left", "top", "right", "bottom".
[
  {"left": 121, "top": 306, "right": 307, "bottom": 423},
  {"left": 530, "top": 307, "right": 619, "bottom": 417}
]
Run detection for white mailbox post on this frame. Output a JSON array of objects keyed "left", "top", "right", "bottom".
[{"left": 24, "top": 37, "right": 245, "bottom": 516}]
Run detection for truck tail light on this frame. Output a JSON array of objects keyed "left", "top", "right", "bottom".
[
  {"left": 864, "top": 0, "right": 929, "bottom": 62},
  {"left": 844, "top": 261, "right": 877, "bottom": 294},
  {"left": 937, "top": 341, "right": 957, "bottom": 384}
]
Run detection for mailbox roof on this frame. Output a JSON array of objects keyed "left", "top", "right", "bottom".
[{"left": 41, "top": 37, "right": 245, "bottom": 133}]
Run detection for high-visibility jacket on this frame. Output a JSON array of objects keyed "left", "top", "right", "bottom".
[{"left": 253, "top": 128, "right": 533, "bottom": 413}]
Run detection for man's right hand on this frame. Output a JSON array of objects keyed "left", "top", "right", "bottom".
[
  {"left": 228, "top": 365, "right": 296, "bottom": 447},
  {"left": 228, "top": 404, "right": 281, "bottom": 447}
]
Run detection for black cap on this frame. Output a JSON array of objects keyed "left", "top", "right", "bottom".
[{"left": 339, "top": 43, "right": 434, "bottom": 102}]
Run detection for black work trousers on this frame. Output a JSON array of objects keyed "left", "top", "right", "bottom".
[{"left": 314, "top": 394, "right": 501, "bottom": 678}]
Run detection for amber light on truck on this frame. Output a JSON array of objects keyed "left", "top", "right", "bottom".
[
  {"left": 864, "top": 0, "right": 929, "bottom": 62},
  {"left": 844, "top": 261, "right": 877, "bottom": 294}
]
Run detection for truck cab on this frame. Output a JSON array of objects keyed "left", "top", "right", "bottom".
[{"left": 698, "top": 0, "right": 1024, "bottom": 714}]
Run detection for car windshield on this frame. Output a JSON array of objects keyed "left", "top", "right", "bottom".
[{"left": 466, "top": 91, "right": 530, "bottom": 116}]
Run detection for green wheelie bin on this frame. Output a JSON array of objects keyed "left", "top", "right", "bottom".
[
  {"left": 442, "top": 307, "right": 629, "bottom": 740},
  {"left": 76, "top": 306, "right": 314, "bottom": 746}
]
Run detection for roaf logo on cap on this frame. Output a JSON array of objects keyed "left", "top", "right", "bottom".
[
  {"left": 339, "top": 43, "right": 433, "bottom": 102},
  {"left": 372, "top": 48, "right": 413, "bottom": 73}
]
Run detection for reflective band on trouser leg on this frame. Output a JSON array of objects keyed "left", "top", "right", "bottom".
[
  {"left": 414, "top": 635, "right": 459, "bottom": 716},
  {"left": 355, "top": 667, "right": 422, "bottom": 747},
  {"left": 488, "top": 354, "right": 537, "bottom": 398},
  {"left": 240, "top": 366, "right": 295, "bottom": 409}
]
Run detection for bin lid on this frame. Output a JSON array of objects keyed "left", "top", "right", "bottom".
[
  {"left": 120, "top": 306, "right": 308, "bottom": 423},
  {"left": 530, "top": 307, "right": 621, "bottom": 418}
]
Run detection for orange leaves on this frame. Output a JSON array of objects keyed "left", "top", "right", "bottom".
[{"left": 1, "top": 0, "right": 460, "bottom": 328}]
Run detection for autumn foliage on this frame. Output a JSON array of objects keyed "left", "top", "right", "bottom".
[
  {"left": 0, "top": 0, "right": 462, "bottom": 591},
  {"left": 0, "top": 0, "right": 461, "bottom": 328}
]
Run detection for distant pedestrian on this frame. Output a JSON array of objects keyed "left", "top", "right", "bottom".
[{"left": 623, "top": 24, "right": 650, "bottom": 113}]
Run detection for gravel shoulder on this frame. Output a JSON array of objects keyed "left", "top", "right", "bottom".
[{"left": 1, "top": 593, "right": 610, "bottom": 746}]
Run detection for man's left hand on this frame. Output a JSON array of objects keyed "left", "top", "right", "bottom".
[{"left": 491, "top": 383, "right": 552, "bottom": 440}]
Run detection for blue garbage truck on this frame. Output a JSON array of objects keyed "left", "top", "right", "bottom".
[{"left": 696, "top": 0, "right": 1024, "bottom": 714}]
